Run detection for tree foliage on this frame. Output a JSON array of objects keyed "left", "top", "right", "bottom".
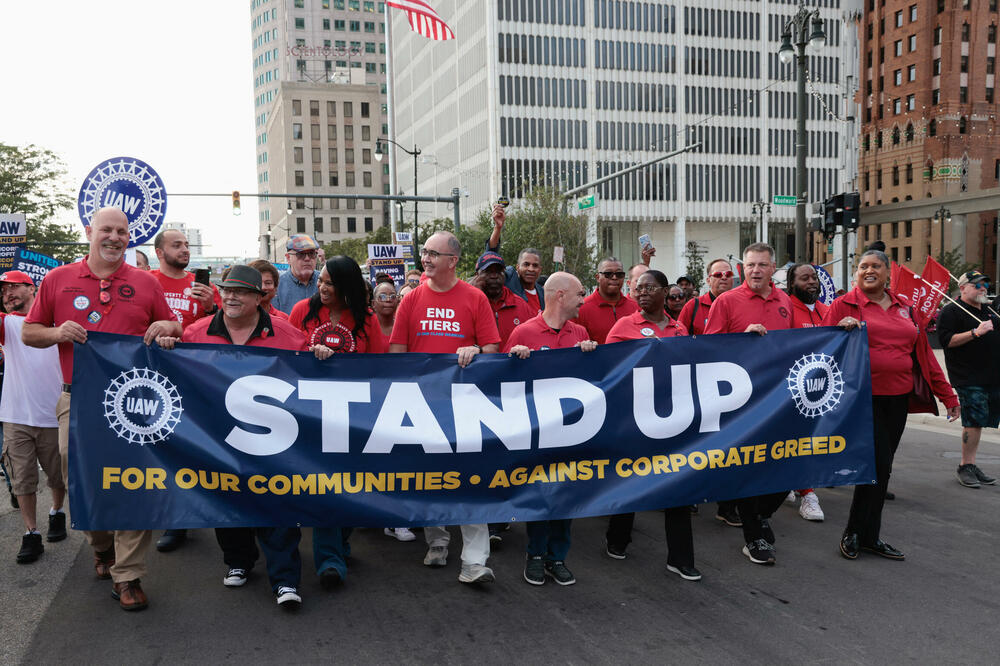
[
  {"left": 936, "top": 248, "right": 979, "bottom": 282},
  {"left": 0, "top": 143, "right": 82, "bottom": 263}
]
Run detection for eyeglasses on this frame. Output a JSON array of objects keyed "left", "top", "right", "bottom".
[
  {"left": 632, "top": 285, "right": 663, "bottom": 294},
  {"left": 599, "top": 271, "right": 626, "bottom": 279},
  {"left": 291, "top": 251, "right": 317, "bottom": 260},
  {"left": 420, "top": 248, "right": 457, "bottom": 259},
  {"left": 709, "top": 271, "right": 734, "bottom": 279},
  {"left": 667, "top": 294, "right": 686, "bottom": 301},
  {"left": 376, "top": 293, "right": 398, "bottom": 302}
]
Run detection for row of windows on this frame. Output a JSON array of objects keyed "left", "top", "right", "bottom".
[
  {"left": 593, "top": 0, "right": 677, "bottom": 33},
  {"left": 684, "top": 86, "right": 759, "bottom": 118},
  {"left": 768, "top": 53, "right": 840, "bottom": 84},
  {"left": 689, "top": 125, "right": 761, "bottom": 156},
  {"left": 292, "top": 0, "right": 382, "bottom": 11},
  {"left": 292, "top": 100, "right": 370, "bottom": 118},
  {"left": 251, "top": 6, "right": 277, "bottom": 30},
  {"left": 684, "top": 46, "right": 759, "bottom": 79},
  {"left": 294, "top": 169, "right": 376, "bottom": 188},
  {"left": 684, "top": 7, "right": 760, "bottom": 39},
  {"left": 296, "top": 216, "right": 378, "bottom": 236},
  {"left": 498, "top": 75, "right": 588, "bottom": 109},
  {"left": 599, "top": 161, "right": 677, "bottom": 201},
  {"left": 253, "top": 47, "right": 279, "bottom": 71},
  {"left": 769, "top": 0, "right": 840, "bottom": 7},
  {"left": 862, "top": 164, "right": 916, "bottom": 190},
  {"left": 596, "top": 80, "right": 677, "bottom": 113},
  {"left": 498, "top": 33, "right": 587, "bottom": 68},
  {"left": 497, "top": 0, "right": 587, "bottom": 26},
  {"left": 596, "top": 121, "right": 679, "bottom": 152},
  {"left": 290, "top": 196, "right": 386, "bottom": 213},
  {"left": 500, "top": 117, "right": 589, "bottom": 150},
  {"left": 767, "top": 128, "right": 839, "bottom": 159},
  {"left": 766, "top": 166, "right": 837, "bottom": 206},
  {"left": 291, "top": 122, "right": 374, "bottom": 143},
  {"left": 501, "top": 159, "right": 589, "bottom": 199},
  {"left": 686, "top": 164, "right": 760, "bottom": 203},
  {"left": 595, "top": 40, "right": 676, "bottom": 73},
  {"left": 293, "top": 145, "right": 374, "bottom": 165},
  {"left": 767, "top": 90, "right": 838, "bottom": 122}
]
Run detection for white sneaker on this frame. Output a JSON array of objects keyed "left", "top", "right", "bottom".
[
  {"left": 458, "top": 563, "right": 495, "bottom": 584},
  {"left": 223, "top": 568, "right": 248, "bottom": 587},
  {"left": 276, "top": 586, "right": 301, "bottom": 607},
  {"left": 798, "top": 491, "right": 825, "bottom": 521},
  {"left": 785, "top": 490, "right": 798, "bottom": 505},
  {"left": 384, "top": 527, "right": 416, "bottom": 542},
  {"left": 423, "top": 545, "right": 448, "bottom": 567}
]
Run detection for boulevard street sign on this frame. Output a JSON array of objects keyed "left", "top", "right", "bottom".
[
  {"left": 772, "top": 195, "right": 797, "bottom": 206},
  {"left": 578, "top": 194, "right": 596, "bottom": 210}
]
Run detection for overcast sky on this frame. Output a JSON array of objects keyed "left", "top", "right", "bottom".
[{"left": 0, "top": 1, "right": 259, "bottom": 257}]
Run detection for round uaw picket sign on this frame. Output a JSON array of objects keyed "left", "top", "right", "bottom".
[
  {"left": 78, "top": 157, "right": 167, "bottom": 248},
  {"left": 814, "top": 264, "right": 836, "bottom": 306},
  {"left": 310, "top": 321, "right": 357, "bottom": 353},
  {"left": 786, "top": 353, "right": 844, "bottom": 418},
  {"left": 103, "top": 368, "right": 183, "bottom": 445}
]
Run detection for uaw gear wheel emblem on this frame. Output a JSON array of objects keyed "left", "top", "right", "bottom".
[
  {"left": 78, "top": 157, "right": 167, "bottom": 248},
  {"left": 103, "top": 368, "right": 183, "bottom": 445},
  {"left": 310, "top": 321, "right": 356, "bottom": 353},
  {"left": 786, "top": 353, "right": 844, "bottom": 418}
]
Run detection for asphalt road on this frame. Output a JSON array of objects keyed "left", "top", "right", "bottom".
[{"left": 3, "top": 418, "right": 998, "bottom": 665}]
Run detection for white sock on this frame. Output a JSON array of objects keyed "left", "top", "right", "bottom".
[{"left": 26, "top": 529, "right": 40, "bottom": 535}]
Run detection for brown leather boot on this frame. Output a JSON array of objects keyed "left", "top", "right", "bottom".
[
  {"left": 111, "top": 579, "right": 149, "bottom": 611},
  {"left": 94, "top": 548, "right": 115, "bottom": 580}
]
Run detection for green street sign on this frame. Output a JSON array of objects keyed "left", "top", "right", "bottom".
[
  {"left": 772, "top": 195, "right": 797, "bottom": 206},
  {"left": 578, "top": 194, "right": 596, "bottom": 210}
]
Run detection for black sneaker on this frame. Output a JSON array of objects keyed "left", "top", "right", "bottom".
[
  {"left": 742, "top": 538, "right": 775, "bottom": 565},
  {"left": 605, "top": 542, "right": 627, "bottom": 560},
  {"left": 544, "top": 560, "right": 576, "bottom": 585},
  {"left": 715, "top": 507, "right": 742, "bottom": 527},
  {"left": 17, "top": 533, "right": 44, "bottom": 564},
  {"left": 319, "top": 568, "right": 342, "bottom": 590},
  {"left": 957, "top": 464, "right": 981, "bottom": 488},
  {"left": 524, "top": 556, "right": 545, "bottom": 586},
  {"left": 47, "top": 512, "right": 67, "bottom": 542},
  {"left": 666, "top": 564, "right": 702, "bottom": 581},
  {"left": 970, "top": 464, "right": 997, "bottom": 485}
]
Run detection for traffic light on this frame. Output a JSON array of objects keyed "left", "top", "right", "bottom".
[
  {"left": 232, "top": 191, "right": 242, "bottom": 216},
  {"left": 843, "top": 192, "right": 860, "bottom": 230},
  {"left": 823, "top": 193, "right": 844, "bottom": 238},
  {"left": 810, "top": 202, "right": 825, "bottom": 232}
]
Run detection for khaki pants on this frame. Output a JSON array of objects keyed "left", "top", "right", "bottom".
[{"left": 58, "top": 391, "right": 151, "bottom": 583}]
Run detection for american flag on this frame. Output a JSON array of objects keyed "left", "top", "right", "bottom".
[{"left": 386, "top": 1, "right": 455, "bottom": 41}]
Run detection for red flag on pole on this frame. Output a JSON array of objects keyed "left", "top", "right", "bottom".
[
  {"left": 386, "top": 1, "right": 455, "bottom": 40},
  {"left": 890, "top": 261, "right": 901, "bottom": 291},
  {"left": 916, "top": 256, "right": 951, "bottom": 320}
]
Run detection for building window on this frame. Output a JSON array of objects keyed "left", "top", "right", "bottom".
[
  {"left": 934, "top": 27, "right": 942, "bottom": 45},
  {"left": 894, "top": 69, "right": 902, "bottom": 86},
  {"left": 344, "top": 102, "right": 353, "bottom": 117},
  {"left": 362, "top": 149, "right": 371, "bottom": 164},
  {"left": 294, "top": 147, "right": 303, "bottom": 163},
  {"left": 894, "top": 40, "right": 902, "bottom": 57},
  {"left": 960, "top": 116, "right": 968, "bottom": 133},
  {"left": 962, "top": 23, "right": 970, "bottom": 42},
  {"left": 295, "top": 171, "right": 304, "bottom": 186},
  {"left": 292, "top": 123, "right": 302, "bottom": 139},
  {"left": 893, "top": 98, "right": 901, "bottom": 114},
  {"left": 346, "top": 172, "right": 355, "bottom": 186},
  {"left": 329, "top": 171, "right": 339, "bottom": 186},
  {"left": 361, "top": 102, "right": 370, "bottom": 118},
  {"left": 907, "top": 94, "right": 915, "bottom": 111},
  {"left": 906, "top": 163, "right": 913, "bottom": 183},
  {"left": 908, "top": 64, "right": 916, "bottom": 81},
  {"left": 932, "top": 88, "right": 940, "bottom": 104},
  {"left": 296, "top": 218, "right": 306, "bottom": 233},
  {"left": 294, "top": 0, "right": 304, "bottom": 6},
  {"left": 961, "top": 56, "right": 969, "bottom": 73},
  {"left": 347, "top": 217, "right": 356, "bottom": 233},
  {"left": 312, "top": 147, "right": 321, "bottom": 163},
  {"left": 364, "top": 217, "right": 373, "bottom": 232},
  {"left": 988, "top": 57, "right": 996, "bottom": 74},
  {"left": 345, "top": 148, "right": 354, "bottom": 163},
  {"left": 929, "top": 119, "right": 937, "bottom": 136},
  {"left": 292, "top": 99, "right": 302, "bottom": 115},
  {"left": 323, "top": 18, "right": 330, "bottom": 29},
  {"left": 310, "top": 100, "right": 319, "bottom": 116},
  {"left": 314, "top": 217, "right": 324, "bottom": 233},
  {"left": 331, "top": 217, "right": 340, "bottom": 233},
  {"left": 960, "top": 86, "right": 968, "bottom": 103},
  {"left": 909, "top": 34, "right": 916, "bottom": 51},
  {"left": 311, "top": 124, "right": 320, "bottom": 140},
  {"left": 991, "top": 25, "right": 998, "bottom": 43},
  {"left": 295, "top": 18, "right": 305, "bottom": 30},
  {"left": 988, "top": 88, "right": 996, "bottom": 103},
  {"left": 910, "top": 4, "right": 917, "bottom": 21},
  {"left": 933, "top": 58, "right": 941, "bottom": 76},
  {"left": 892, "top": 166, "right": 900, "bottom": 186},
  {"left": 361, "top": 125, "right": 370, "bottom": 141}
]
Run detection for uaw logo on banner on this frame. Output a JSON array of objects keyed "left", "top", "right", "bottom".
[
  {"left": 77, "top": 157, "right": 167, "bottom": 247},
  {"left": 69, "top": 328, "right": 876, "bottom": 531}
]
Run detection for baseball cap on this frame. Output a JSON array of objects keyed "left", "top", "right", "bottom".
[
  {"left": 217, "top": 265, "right": 265, "bottom": 294},
  {"left": 286, "top": 235, "right": 319, "bottom": 252},
  {"left": 476, "top": 251, "right": 505, "bottom": 273},
  {"left": 676, "top": 275, "right": 692, "bottom": 283},
  {"left": 958, "top": 270, "right": 989, "bottom": 288},
  {"left": 0, "top": 270, "right": 35, "bottom": 286}
]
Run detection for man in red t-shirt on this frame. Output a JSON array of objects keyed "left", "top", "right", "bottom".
[
  {"left": 573, "top": 258, "right": 639, "bottom": 344},
  {"left": 472, "top": 251, "right": 534, "bottom": 349},
  {"left": 505, "top": 273, "right": 596, "bottom": 587},
  {"left": 22, "top": 207, "right": 181, "bottom": 611},
  {"left": 678, "top": 258, "right": 735, "bottom": 335},
  {"left": 150, "top": 229, "right": 221, "bottom": 329},
  {"left": 703, "top": 242, "right": 793, "bottom": 567},
  {"left": 390, "top": 231, "right": 500, "bottom": 584}
]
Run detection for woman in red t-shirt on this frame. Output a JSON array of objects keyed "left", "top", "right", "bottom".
[
  {"left": 603, "top": 270, "right": 701, "bottom": 582},
  {"left": 823, "top": 248, "right": 959, "bottom": 562}
]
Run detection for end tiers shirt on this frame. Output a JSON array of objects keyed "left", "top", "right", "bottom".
[
  {"left": 25, "top": 258, "right": 177, "bottom": 384},
  {"left": 389, "top": 280, "right": 501, "bottom": 353}
]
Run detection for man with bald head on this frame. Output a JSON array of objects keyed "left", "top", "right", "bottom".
[
  {"left": 506, "top": 272, "right": 597, "bottom": 586},
  {"left": 23, "top": 207, "right": 181, "bottom": 610},
  {"left": 573, "top": 257, "right": 639, "bottom": 344},
  {"left": 390, "top": 230, "right": 501, "bottom": 584}
]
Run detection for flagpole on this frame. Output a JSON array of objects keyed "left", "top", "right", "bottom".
[
  {"left": 384, "top": 6, "right": 399, "bottom": 232},
  {"left": 932, "top": 263, "right": 1000, "bottom": 320},
  {"left": 915, "top": 275, "right": 988, "bottom": 325}
]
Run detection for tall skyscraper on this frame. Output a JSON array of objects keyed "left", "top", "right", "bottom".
[
  {"left": 250, "top": 0, "right": 390, "bottom": 260},
  {"left": 853, "top": 0, "right": 1000, "bottom": 277},
  {"left": 390, "top": 1, "right": 860, "bottom": 283}
]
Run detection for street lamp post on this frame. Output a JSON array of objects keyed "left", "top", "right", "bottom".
[
  {"left": 376, "top": 138, "right": 420, "bottom": 266},
  {"left": 751, "top": 200, "right": 771, "bottom": 245},
  {"left": 778, "top": 5, "right": 826, "bottom": 262},
  {"left": 934, "top": 205, "right": 951, "bottom": 259}
]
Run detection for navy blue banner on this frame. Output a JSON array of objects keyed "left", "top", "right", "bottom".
[{"left": 69, "top": 328, "right": 875, "bottom": 530}]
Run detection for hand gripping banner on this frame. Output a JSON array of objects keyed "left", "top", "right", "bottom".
[{"left": 69, "top": 329, "right": 875, "bottom": 530}]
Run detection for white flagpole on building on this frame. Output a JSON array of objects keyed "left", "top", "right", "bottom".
[{"left": 383, "top": 6, "right": 399, "bottom": 232}]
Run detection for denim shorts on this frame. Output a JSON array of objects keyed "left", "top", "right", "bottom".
[{"left": 954, "top": 385, "right": 1000, "bottom": 429}]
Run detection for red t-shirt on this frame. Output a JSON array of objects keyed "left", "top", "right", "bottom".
[
  {"left": 490, "top": 286, "right": 535, "bottom": 348},
  {"left": 703, "top": 282, "right": 793, "bottom": 334},
  {"left": 606, "top": 310, "right": 688, "bottom": 342},
  {"left": 677, "top": 292, "right": 716, "bottom": 335},
  {"left": 287, "top": 299, "right": 388, "bottom": 354},
  {"left": 390, "top": 280, "right": 501, "bottom": 353},
  {"left": 822, "top": 287, "right": 918, "bottom": 395},
  {"left": 522, "top": 289, "right": 541, "bottom": 315},
  {"left": 789, "top": 294, "right": 829, "bottom": 328},
  {"left": 573, "top": 290, "right": 640, "bottom": 344},
  {"left": 503, "top": 313, "right": 589, "bottom": 351},
  {"left": 150, "top": 269, "right": 222, "bottom": 328},
  {"left": 183, "top": 309, "right": 307, "bottom": 351}
]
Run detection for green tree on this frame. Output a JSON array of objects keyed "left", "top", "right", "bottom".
[
  {"left": 0, "top": 143, "right": 81, "bottom": 263},
  {"left": 936, "top": 248, "right": 979, "bottom": 282}
]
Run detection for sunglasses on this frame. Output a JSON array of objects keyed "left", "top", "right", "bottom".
[
  {"left": 972, "top": 282, "right": 991, "bottom": 289},
  {"left": 291, "top": 251, "right": 317, "bottom": 259},
  {"left": 98, "top": 279, "right": 112, "bottom": 305},
  {"left": 599, "top": 271, "right": 626, "bottom": 279},
  {"left": 632, "top": 285, "right": 663, "bottom": 294},
  {"left": 709, "top": 271, "right": 734, "bottom": 279},
  {"left": 667, "top": 294, "right": 685, "bottom": 301}
]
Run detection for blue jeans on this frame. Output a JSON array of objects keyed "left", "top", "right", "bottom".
[
  {"left": 526, "top": 519, "right": 571, "bottom": 561},
  {"left": 313, "top": 527, "right": 352, "bottom": 579},
  {"left": 257, "top": 527, "right": 301, "bottom": 592}
]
